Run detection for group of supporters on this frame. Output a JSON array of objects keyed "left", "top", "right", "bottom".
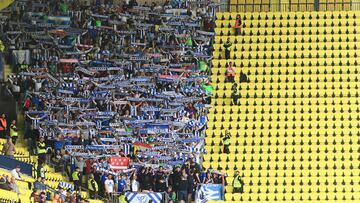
[{"left": 0, "top": 0, "right": 242, "bottom": 202}]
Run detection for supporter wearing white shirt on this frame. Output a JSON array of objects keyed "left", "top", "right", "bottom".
[
  {"left": 10, "top": 165, "right": 23, "bottom": 180},
  {"left": 104, "top": 174, "right": 115, "bottom": 196},
  {"left": 131, "top": 173, "right": 140, "bottom": 192}
]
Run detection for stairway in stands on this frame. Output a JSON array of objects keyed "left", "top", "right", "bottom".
[{"left": 204, "top": 11, "right": 360, "bottom": 202}]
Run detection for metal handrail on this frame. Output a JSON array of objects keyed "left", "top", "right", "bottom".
[{"left": 227, "top": 2, "right": 355, "bottom": 12}]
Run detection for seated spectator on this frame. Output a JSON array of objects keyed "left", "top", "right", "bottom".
[
  {"left": 10, "top": 165, "right": 23, "bottom": 181},
  {"left": 52, "top": 192, "right": 62, "bottom": 203},
  {"left": 8, "top": 176, "right": 20, "bottom": 194},
  {"left": 0, "top": 175, "right": 11, "bottom": 191},
  {"left": 35, "top": 191, "right": 47, "bottom": 203},
  {"left": 34, "top": 177, "right": 47, "bottom": 191},
  {"left": 240, "top": 72, "right": 249, "bottom": 83}
]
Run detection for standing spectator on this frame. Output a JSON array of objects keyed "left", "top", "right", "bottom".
[
  {"left": 74, "top": 157, "right": 85, "bottom": 186},
  {"left": 203, "top": 172, "right": 214, "bottom": 184},
  {"left": 178, "top": 172, "right": 188, "bottom": 203},
  {"left": 166, "top": 186, "right": 177, "bottom": 203},
  {"left": 131, "top": 173, "right": 139, "bottom": 192},
  {"left": 226, "top": 62, "right": 235, "bottom": 83},
  {"left": 170, "top": 165, "right": 182, "bottom": 192},
  {"left": 104, "top": 174, "right": 115, "bottom": 198},
  {"left": 117, "top": 174, "right": 126, "bottom": 193},
  {"left": 141, "top": 168, "right": 153, "bottom": 192},
  {"left": 87, "top": 174, "right": 98, "bottom": 199},
  {"left": 223, "top": 38, "right": 232, "bottom": 60},
  {"left": 2, "top": 137, "right": 15, "bottom": 158},
  {"left": 37, "top": 136, "right": 47, "bottom": 165},
  {"left": 187, "top": 170, "right": 195, "bottom": 203},
  {"left": 9, "top": 120, "right": 18, "bottom": 144},
  {"left": 0, "top": 40, "right": 4, "bottom": 82},
  {"left": 222, "top": 130, "right": 231, "bottom": 154},
  {"left": 0, "top": 114, "right": 7, "bottom": 138},
  {"left": 155, "top": 166, "right": 167, "bottom": 192},
  {"left": 23, "top": 96, "right": 31, "bottom": 111},
  {"left": 234, "top": 14, "right": 242, "bottom": 36},
  {"left": 51, "top": 150, "right": 63, "bottom": 172},
  {"left": 72, "top": 167, "right": 81, "bottom": 191},
  {"left": 233, "top": 171, "right": 244, "bottom": 193}
]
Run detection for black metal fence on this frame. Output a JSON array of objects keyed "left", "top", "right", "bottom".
[{"left": 228, "top": 2, "right": 355, "bottom": 12}]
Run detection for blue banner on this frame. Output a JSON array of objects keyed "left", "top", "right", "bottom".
[
  {"left": 125, "top": 192, "right": 163, "bottom": 203},
  {"left": 196, "top": 184, "right": 224, "bottom": 203}
]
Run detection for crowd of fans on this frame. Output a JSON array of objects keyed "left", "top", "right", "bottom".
[{"left": 0, "top": 0, "right": 231, "bottom": 202}]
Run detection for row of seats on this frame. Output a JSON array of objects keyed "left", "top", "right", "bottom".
[
  {"left": 216, "top": 11, "right": 358, "bottom": 20},
  {"left": 215, "top": 27, "right": 357, "bottom": 36},
  {"left": 216, "top": 19, "right": 357, "bottom": 28},
  {"left": 214, "top": 35, "right": 359, "bottom": 44},
  {"left": 223, "top": 193, "right": 358, "bottom": 202},
  {"left": 205, "top": 137, "right": 356, "bottom": 145},
  {"left": 212, "top": 58, "right": 359, "bottom": 66},
  {"left": 213, "top": 51, "right": 359, "bottom": 59},
  {"left": 212, "top": 67, "right": 359, "bottom": 75}
]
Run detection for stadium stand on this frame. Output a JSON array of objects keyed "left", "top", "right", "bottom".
[
  {"left": 1, "top": 0, "right": 222, "bottom": 202},
  {"left": 204, "top": 10, "right": 360, "bottom": 202}
]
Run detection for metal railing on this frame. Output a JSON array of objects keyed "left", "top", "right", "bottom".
[{"left": 228, "top": 2, "right": 355, "bottom": 12}]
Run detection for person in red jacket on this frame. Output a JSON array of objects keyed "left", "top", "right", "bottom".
[
  {"left": 234, "top": 14, "right": 242, "bottom": 36},
  {"left": 0, "top": 114, "right": 7, "bottom": 138}
]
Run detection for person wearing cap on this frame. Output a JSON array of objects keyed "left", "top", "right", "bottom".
[
  {"left": 37, "top": 136, "right": 47, "bottom": 165},
  {"left": 0, "top": 114, "right": 7, "bottom": 138},
  {"left": 10, "top": 165, "right": 23, "bottom": 181},
  {"left": 9, "top": 120, "right": 18, "bottom": 144}
]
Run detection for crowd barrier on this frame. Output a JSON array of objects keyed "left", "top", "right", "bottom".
[{"left": 0, "top": 155, "right": 33, "bottom": 176}]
